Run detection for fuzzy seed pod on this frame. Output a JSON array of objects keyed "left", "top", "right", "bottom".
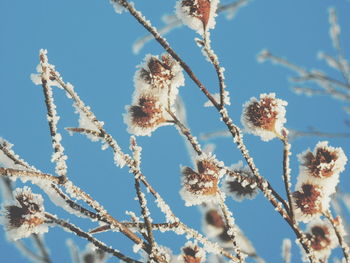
[
  {"left": 0, "top": 187, "right": 48, "bottom": 240},
  {"left": 180, "top": 154, "right": 225, "bottom": 206},
  {"left": 292, "top": 182, "right": 329, "bottom": 223},
  {"left": 304, "top": 219, "right": 338, "bottom": 262},
  {"left": 124, "top": 93, "right": 170, "bottom": 136},
  {"left": 222, "top": 161, "right": 258, "bottom": 201},
  {"left": 298, "top": 141, "right": 347, "bottom": 180},
  {"left": 178, "top": 241, "right": 206, "bottom": 263},
  {"left": 134, "top": 53, "right": 184, "bottom": 106},
  {"left": 175, "top": 0, "right": 219, "bottom": 35},
  {"left": 241, "top": 93, "right": 287, "bottom": 141}
]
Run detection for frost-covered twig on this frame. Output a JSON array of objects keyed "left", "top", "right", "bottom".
[
  {"left": 282, "top": 239, "right": 291, "bottom": 263},
  {"left": 324, "top": 210, "right": 350, "bottom": 263},
  {"left": 32, "top": 234, "right": 52, "bottom": 263},
  {"left": 44, "top": 213, "right": 142, "bottom": 263},
  {"left": 0, "top": 167, "right": 151, "bottom": 254},
  {"left": 166, "top": 109, "right": 202, "bottom": 155},
  {"left": 66, "top": 239, "right": 81, "bottom": 263},
  {"left": 38, "top": 50, "right": 68, "bottom": 183},
  {"left": 328, "top": 8, "right": 350, "bottom": 86},
  {"left": 130, "top": 137, "right": 159, "bottom": 262},
  {"left": 14, "top": 239, "right": 48, "bottom": 263},
  {"left": 201, "top": 31, "right": 229, "bottom": 108},
  {"left": 45, "top": 52, "right": 239, "bottom": 261},
  {"left": 217, "top": 192, "right": 244, "bottom": 262},
  {"left": 132, "top": 0, "right": 250, "bottom": 54},
  {"left": 281, "top": 135, "right": 294, "bottom": 222}
]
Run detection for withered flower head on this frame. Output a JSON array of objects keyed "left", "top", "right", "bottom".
[
  {"left": 134, "top": 53, "right": 184, "bottom": 106},
  {"left": 175, "top": 0, "right": 219, "bottom": 35},
  {"left": 1, "top": 187, "right": 47, "bottom": 240},
  {"left": 124, "top": 93, "right": 169, "bottom": 136},
  {"left": 179, "top": 241, "right": 206, "bottom": 263},
  {"left": 223, "top": 161, "right": 258, "bottom": 201},
  {"left": 298, "top": 141, "right": 347, "bottom": 180},
  {"left": 304, "top": 219, "right": 337, "bottom": 261},
  {"left": 202, "top": 208, "right": 228, "bottom": 240},
  {"left": 138, "top": 55, "right": 174, "bottom": 89},
  {"left": 205, "top": 209, "right": 225, "bottom": 229},
  {"left": 180, "top": 154, "right": 225, "bottom": 206},
  {"left": 82, "top": 243, "right": 107, "bottom": 263},
  {"left": 241, "top": 93, "right": 287, "bottom": 141},
  {"left": 292, "top": 182, "right": 326, "bottom": 223}
]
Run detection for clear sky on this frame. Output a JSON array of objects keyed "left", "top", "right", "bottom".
[{"left": 1, "top": 0, "right": 350, "bottom": 262}]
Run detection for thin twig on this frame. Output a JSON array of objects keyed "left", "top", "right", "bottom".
[
  {"left": 202, "top": 31, "right": 228, "bottom": 108},
  {"left": 130, "top": 137, "right": 158, "bottom": 262},
  {"left": 217, "top": 192, "right": 243, "bottom": 262},
  {"left": 132, "top": 0, "right": 250, "bottom": 54},
  {"left": 44, "top": 213, "right": 142, "bottom": 263},
  {"left": 0, "top": 167, "right": 151, "bottom": 255},
  {"left": 14, "top": 240, "right": 47, "bottom": 263},
  {"left": 166, "top": 109, "right": 202, "bottom": 155},
  {"left": 32, "top": 234, "right": 52, "bottom": 263},
  {"left": 281, "top": 135, "right": 294, "bottom": 223},
  {"left": 324, "top": 210, "right": 350, "bottom": 263},
  {"left": 39, "top": 50, "right": 68, "bottom": 183}
]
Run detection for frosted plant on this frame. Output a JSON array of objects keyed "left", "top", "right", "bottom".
[{"left": 1, "top": 1, "right": 350, "bottom": 263}]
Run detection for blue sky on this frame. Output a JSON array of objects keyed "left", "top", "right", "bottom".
[{"left": 1, "top": 0, "right": 350, "bottom": 262}]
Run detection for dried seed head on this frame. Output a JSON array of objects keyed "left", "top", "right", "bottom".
[
  {"left": 223, "top": 161, "right": 258, "bottom": 201},
  {"left": 304, "top": 219, "right": 337, "bottom": 261},
  {"left": 180, "top": 154, "right": 225, "bottom": 206},
  {"left": 175, "top": 0, "right": 219, "bottom": 35},
  {"left": 0, "top": 187, "right": 48, "bottom": 240},
  {"left": 138, "top": 55, "right": 174, "bottom": 89},
  {"left": 205, "top": 209, "right": 225, "bottom": 229},
  {"left": 292, "top": 182, "right": 327, "bottom": 223},
  {"left": 124, "top": 94, "right": 170, "bottom": 136},
  {"left": 241, "top": 93, "right": 287, "bottom": 141},
  {"left": 82, "top": 243, "right": 107, "bottom": 263},
  {"left": 134, "top": 54, "right": 184, "bottom": 106},
  {"left": 299, "top": 141, "right": 347, "bottom": 179},
  {"left": 201, "top": 206, "right": 227, "bottom": 239},
  {"left": 179, "top": 241, "right": 206, "bottom": 263}
]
